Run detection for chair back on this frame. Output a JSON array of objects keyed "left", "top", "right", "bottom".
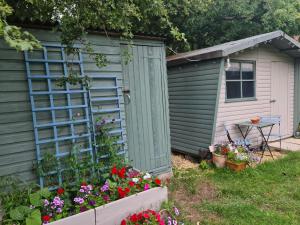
[{"left": 260, "top": 115, "right": 281, "bottom": 125}]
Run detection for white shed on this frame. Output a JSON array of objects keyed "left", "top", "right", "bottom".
[{"left": 167, "top": 31, "right": 300, "bottom": 155}]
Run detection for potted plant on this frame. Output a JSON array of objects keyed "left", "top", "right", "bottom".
[
  {"left": 225, "top": 147, "right": 248, "bottom": 172},
  {"left": 294, "top": 123, "right": 300, "bottom": 139},
  {"left": 211, "top": 145, "right": 229, "bottom": 168}
]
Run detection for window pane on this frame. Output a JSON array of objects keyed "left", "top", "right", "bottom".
[
  {"left": 242, "top": 81, "right": 255, "bottom": 98},
  {"left": 242, "top": 63, "right": 254, "bottom": 80},
  {"left": 226, "top": 81, "right": 241, "bottom": 99},
  {"left": 226, "top": 62, "right": 240, "bottom": 80}
]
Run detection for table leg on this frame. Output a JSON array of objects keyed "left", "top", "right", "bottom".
[
  {"left": 237, "top": 125, "right": 253, "bottom": 141},
  {"left": 257, "top": 125, "right": 274, "bottom": 162}
]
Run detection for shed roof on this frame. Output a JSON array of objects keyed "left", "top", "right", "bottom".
[{"left": 167, "top": 30, "right": 300, "bottom": 66}]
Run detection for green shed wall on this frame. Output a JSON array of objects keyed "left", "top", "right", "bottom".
[
  {"left": 167, "top": 59, "right": 222, "bottom": 155},
  {"left": 0, "top": 28, "right": 170, "bottom": 182},
  {"left": 295, "top": 59, "right": 300, "bottom": 130}
]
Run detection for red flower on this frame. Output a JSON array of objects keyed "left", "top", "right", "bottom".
[
  {"left": 124, "top": 187, "right": 130, "bottom": 194},
  {"left": 128, "top": 181, "right": 135, "bottom": 187},
  {"left": 121, "top": 219, "right": 127, "bottom": 225},
  {"left": 143, "top": 213, "right": 150, "bottom": 219},
  {"left": 118, "top": 167, "right": 126, "bottom": 178},
  {"left": 118, "top": 187, "right": 126, "bottom": 198},
  {"left": 154, "top": 178, "right": 161, "bottom": 186},
  {"left": 130, "top": 214, "right": 138, "bottom": 223},
  {"left": 81, "top": 181, "right": 87, "bottom": 186},
  {"left": 57, "top": 187, "right": 64, "bottom": 195},
  {"left": 42, "top": 215, "right": 51, "bottom": 222},
  {"left": 111, "top": 166, "right": 118, "bottom": 175}
]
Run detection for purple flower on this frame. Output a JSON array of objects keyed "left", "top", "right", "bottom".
[
  {"left": 103, "top": 195, "right": 110, "bottom": 202},
  {"left": 74, "top": 197, "right": 84, "bottom": 204},
  {"left": 174, "top": 207, "right": 180, "bottom": 216},
  {"left": 173, "top": 220, "right": 178, "bottom": 225},
  {"left": 89, "top": 200, "right": 96, "bottom": 206},
  {"left": 80, "top": 206, "right": 88, "bottom": 212},
  {"left": 56, "top": 208, "right": 62, "bottom": 213},
  {"left": 79, "top": 188, "right": 85, "bottom": 193},
  {"left": 100, "top": 181, "right": 109, "bottom": 192},
  {"left": 44, "top": 199, "right": 50, "bottom": 207},
  {"left": 144, "top": 183, "right": 150, "bottom": 191},
  {"left": 167, "top": 217, "right": 172, "bottom": 225}
]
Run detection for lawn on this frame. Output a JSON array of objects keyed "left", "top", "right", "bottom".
[{"left": 168, "top": 152, "right": 300, "bottom": 225}]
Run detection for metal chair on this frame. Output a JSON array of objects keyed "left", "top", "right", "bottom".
[
  {"left": 260, "top": 115, "right": 282, "bottom": 151},
  {"left": 223, "top": 123, "right": 251, "bottom": 147}
]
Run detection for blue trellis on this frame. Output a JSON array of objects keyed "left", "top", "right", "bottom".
[{"left": 24, "top": 44, "right": 94, "bottom": 188}]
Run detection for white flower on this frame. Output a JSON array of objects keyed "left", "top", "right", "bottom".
[
  {"left": 132, "top": 178, "right": 139, "bottom": 183},
  {"left": 234, "top": 149, "right": 238, "bottom": 154},
  {"left": 143, "top": 173, "right": 151, "bottom": 180}
]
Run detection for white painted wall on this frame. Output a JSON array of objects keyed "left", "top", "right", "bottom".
[{"left": 213, "top": 45, "right": 294, "bottom": 145}]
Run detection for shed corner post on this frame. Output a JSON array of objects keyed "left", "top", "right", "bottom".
[
  {"left": 294, "top": 59, "right": 300, "bottom": 131},
  {"left": 211, "top": 58, "right": 225, "bottom": 145}
]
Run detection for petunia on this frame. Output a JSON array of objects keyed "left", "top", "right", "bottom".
[
  {"left": 57, "top": 188, "right": 64, "bottom": 195},
  {"left": 174, "top": 207, "right": 180, "bottom": 216},
  {"left": 111, "top": 166, "right": 118, "bottom": 175},
  {"left": 154, "top": 178, "right": 161, "bottom": 186},
  {"left": 143, "top": 173, "right": 152, "bottom": 180},
  {"left": 120, "top": 219, "right": 127, "bottom": 225},
  {"left": 144, "top": 183, "right": 150, "bottom": 191}
]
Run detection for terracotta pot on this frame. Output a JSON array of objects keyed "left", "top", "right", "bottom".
[
  {"left": 250, "top": 116, "right": 260, "bottom": 124},
  {"left": 226, "top": 160, "right": 247, "bottom": 172},
  {"left": 212, "top": 153, "right": 226, "bottom": 168}
]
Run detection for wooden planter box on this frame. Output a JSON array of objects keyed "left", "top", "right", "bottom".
[
  {"left": 49, "top": 187, "right": 168, "bottom": 225},
  {"left": 212, "top": 153, "right": 226, "bottom": 168},
  {"left": 226, "top": 160, "right": 247, "bottom": 172}
]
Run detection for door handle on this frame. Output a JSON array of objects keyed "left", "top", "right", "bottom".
[{"left": 270, "top": 99, "right": 276, "bottom": 103}]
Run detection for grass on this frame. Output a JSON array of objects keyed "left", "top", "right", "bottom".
[{"left": 168, "top": 152, "right": 300, "bottom": 225}]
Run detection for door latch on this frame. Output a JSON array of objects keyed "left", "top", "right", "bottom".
[{"left": 270, "top": 99, "right": 276, "bottom": 103}]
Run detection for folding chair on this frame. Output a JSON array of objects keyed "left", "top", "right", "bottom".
[
  {"left": 260, "top": 116, "right": 282, "bottom": 151},
  {"left": 223, "top": 123, "right": 251, "bottom": 148}
]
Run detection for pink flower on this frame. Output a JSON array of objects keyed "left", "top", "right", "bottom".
[{"left": 144, "top": 183, "right": 150, "bottom": 190}]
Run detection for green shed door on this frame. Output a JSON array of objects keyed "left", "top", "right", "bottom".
[{"left": 121, "top": 44, "right": 171, "bottom": 173}]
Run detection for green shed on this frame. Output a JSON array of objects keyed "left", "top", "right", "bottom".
[
  {"left": 167, "top": 31, "right": 300, "bottom": 156},
  {"left": 0, "top": 27, "right": 171, "bottom": 184}
]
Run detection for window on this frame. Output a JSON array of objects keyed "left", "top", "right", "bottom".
[{"left": 225, "top": 61, "right": 255, "bottom": 100}]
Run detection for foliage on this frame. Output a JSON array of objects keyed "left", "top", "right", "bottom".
[
  {"left": 169, "top": 152, "right": 300, "bottom": 224},
  {"left": 213, "top": 145, "right": 229, "bottom": 156},
  {"left": 0, "top": 0, "right": 41, "bottom": 50},
  {"left": 1, "top": 166, "right": 163, "bottom": 225},
  {"left": 199, "top": 160, "right": 210, "bottom": 170},
  {"left": 167, "top": 0, "right": 300, "bottom": 51},
  {"left": 95, "top": 117, "right": 126, "bottom": 175}
]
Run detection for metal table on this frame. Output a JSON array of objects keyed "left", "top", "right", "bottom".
[{"left": 235, "top": 121, "right": 275, "bottom": 162}]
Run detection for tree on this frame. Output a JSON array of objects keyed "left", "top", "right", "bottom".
[
  {"left": 1, "top": 0, "right": 187, "bottom": 52},
  {"left": 167, "top": 0, "right": 300, "bottom": 51}
]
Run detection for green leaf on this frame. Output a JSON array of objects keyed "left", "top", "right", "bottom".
[
  {"left": 9, "top": 206, "right": 31, "bottom": 221},
  {"left": 26, "top": 209, "right": 41, "bottom": 225},
  {"left": 29, "top": 192, "right": 42, "bottom": 207},
  {"left": 40, "top": 188, "right": 51, "bottom": 198}
]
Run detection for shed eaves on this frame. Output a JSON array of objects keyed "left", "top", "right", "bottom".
[{"left": 167, "top": 30, "right": 300, "bottom": 66}]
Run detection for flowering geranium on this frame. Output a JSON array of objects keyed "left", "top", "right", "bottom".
[{"left": 121, "top": 209, "right": 165, "bottom": 225}]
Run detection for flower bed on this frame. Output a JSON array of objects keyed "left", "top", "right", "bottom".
[{"left": 1, "top": 166, "right": 165, "bottom": 225}]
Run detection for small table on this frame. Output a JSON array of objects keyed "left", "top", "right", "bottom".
[{"left": 235, "top": 121, "right": 275, "bottom": 162}]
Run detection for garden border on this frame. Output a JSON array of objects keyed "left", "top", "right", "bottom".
[{"left": 49, "top": 187, "right": 168, "bottom": 225}]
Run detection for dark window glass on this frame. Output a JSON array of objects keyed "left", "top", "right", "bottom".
[
  {"left": 226, "top": 62, "right": 240, "bottom": 80},
  {"left": 226, "top": 81, "right": 241, "bottom": 99},
  {"left": 242, "top": 81, "right": 255, "bottom": 98},
  {"left": 242, "top": 63, "right": 254, "bottom": 80}
]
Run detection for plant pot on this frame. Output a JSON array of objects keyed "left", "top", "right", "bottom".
[
  {"left": 212, "top": 153, "right": 226, "bottom": 168},
  {"left": 226, "top": 160, "right": 247, "bottom": 172},
  {"left": 294, "top": 131, "right": 300, "bottom": 139}
]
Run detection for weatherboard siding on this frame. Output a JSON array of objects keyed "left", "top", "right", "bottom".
[
  {"left": 295, "top": 59, "right": 300, "bottom": 130},
  {"left": 214, "top": 45, "right": 294, "bottom": 145},
  {"left": 168, "top": 59, "right": 221, "bottom": 155}
]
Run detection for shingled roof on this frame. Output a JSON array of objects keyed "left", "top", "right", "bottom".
[{"left": 167, "top": 30, "right": 300, "bottom": 66}]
